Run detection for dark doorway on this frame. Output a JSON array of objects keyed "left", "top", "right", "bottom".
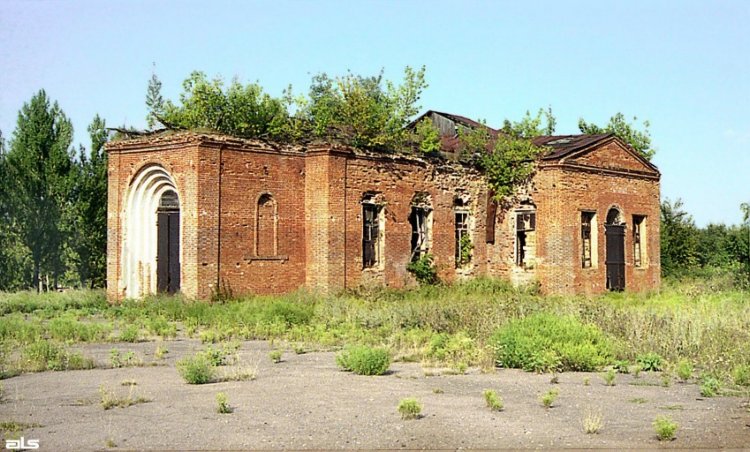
[
  {"left": 157, "top": 191, "right": 180, "bottom": 294},
  {"left": 605, "top": 208, "right": 625, "bottom": 291}
]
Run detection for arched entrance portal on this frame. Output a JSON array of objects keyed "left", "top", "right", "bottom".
[
  {"left": 605, "top": 207, "right": 625, "bottom": 291},
  {"left": 122, "top": 165, "right": 181, "bottom": 298}
]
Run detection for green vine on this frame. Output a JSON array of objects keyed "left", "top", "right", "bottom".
[{"left": 457, "top": 234, "right": 473, "bottom": 267}]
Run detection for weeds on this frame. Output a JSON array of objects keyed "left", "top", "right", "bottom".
[
  {"left": 432, "top": 388, "right": 444, "bottom": 394},
  {"left": 99, "top": 385, "right": 150, "bottom": 410},
  {"left": 602, "top": 369, "right": 616, "bottom": 386},
  {"left": 700, "top": 375, "right": 721, "bottom": 397},
  {"left": 269, "top": 350, "right": 283, "bottom": 363},
  {"left": 676, "top": 359, "right": 693, "bottom": 382},
  {"left": 154, "top": 345, "right": 168, "bottom": 360},
  {"left": 732, "top": 364, "right": 750, "bottom": 386},
  {"left": 176, "top": 354, "right": 216, "bottom": 384},
  {"left": 636, "top": 353, "right": 663, "bottom": 372},
  {"left": 336, "top": 345, "right": 391, "bottom": 376},
  {"left": 491, "top": 313, "right": 612, "bottom": 372},
  {"left": 398, "top": 397, "right": 422, "bottom": 420},
  {"left": 118, "top": 325, "right": 140, "bottom": 343},
  {"left": 582, "top": 408, "right": 603, "bottom": 434},
  {"left": 216, "top": 392, "right": 232, "bottom": 414},
  {"left": 483, "top": 389, "right": 503, "bottom": 411},
  {"left": 21, "top": 340, "right": 94, "bottom": 372},
  {"left": 540, "top": 388, "right": 559, "bottom": 408},
  {"left": 652, "top": 415, "right": 678, "bottom": 441},
  {"left": 110, "top": 349, "right": 142, "bottom": 368},
  {"left": 583, "top": 376, "right": 590, "bottom": 386},
  {"left": 629, "top": 397, "right": 648, "bottom": 404}
]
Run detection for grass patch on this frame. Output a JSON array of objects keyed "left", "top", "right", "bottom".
[
  {"left": 540, "top": 388, "right": 559, "bottom": 408},
  {"left": 21, "top": 340, "right": 94, "bottom": 372},
  {"left": 0, "top": 421, "right": 41, "bottom": 435},
  {"left": 99, "top": 385, "right": 150, "bottom": 410},
  {"left": 629, "top": 397, "right": 648, "bottom": 404},
  {"left": 176, "top": 354, "right": 216, "bottom": 384},
  {"left": 483, "top": 389, "right": 503, "bottom": 411},
  {"left": 700, "top": 375, "right": 721, "bottom": 397},
  {"left": 491, "top": 313, "right": 612, "bottom": 372},
  {"left": 269, "top": 350, "right": 283, "bottom": 363},
  {"left": 653, "top": 415, "right": 678, "bottom": 441},
  {"left": 397, "top": 397, "right": 422, "bottom": 420},
  {"left": 216, "top": 392, "right": 232, "bottom": 414},
  {"left": 336, "top": 345, "right": 391, "bottom": 376},
  {"left": 582, "top": 408, "right": 603, "bottom": 434},
  {"left": 676, "top": 358, "right": 693, "bottom": 382},
  {"left": 602, "top": 369, "right": 616, "bottom": 386}
]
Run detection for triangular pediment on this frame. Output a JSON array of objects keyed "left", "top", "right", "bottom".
[{"left": 559, "top": 137, "right": 659, "bottom": 177}]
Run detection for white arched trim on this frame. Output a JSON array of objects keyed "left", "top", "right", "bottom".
[{"left": 121, "top": 164, "right": 180, "bottom": 299}]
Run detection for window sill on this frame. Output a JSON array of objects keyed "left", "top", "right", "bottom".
[{"left": 245, "top": 255, "right": 289, "bottom": 262}]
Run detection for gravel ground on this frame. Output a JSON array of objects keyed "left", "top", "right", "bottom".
[{"left": 1, "top": 339, "right": 749, "bottom": 450}]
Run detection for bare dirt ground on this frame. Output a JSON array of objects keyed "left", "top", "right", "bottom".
[{"left": 2, "top": 339, "right": 749, "bottom": 450}]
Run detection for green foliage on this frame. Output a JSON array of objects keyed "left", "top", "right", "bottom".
[
  {"left": 406, "top": 253, "right": 439, "bottom": 285},
  {"left": 457, "top": 234, "right": 473, "bottom": 267},
  {"left": 652, "top": 415, "right": 678, "bottom": 441},
  {"left": 307, "top": 66, "right": 428, "bottom": 150},
  {"left": 66, "top": 115, "right": 110, "bottom": 289},
  {"left": 501, "top": 107, "right": 556, "bottom": 138},
  {"left": 478, "top": 135, "right": 542, "bottom": 200},
  {"left": 540, "top": 388, "right": 559, "bottom": 408},
  {"left": 21, "top": 340, "right": 94, "bottom": 372},
  {"left": 614, "top": 360, "right": 630, "bottom": 374},
  {"left": 413, "top": 118, "right": 441, "bottom": 154},
  {"left": 676, "top": 358, "right": 693, "bottom": 382},
  {"left": 216, "top": 392, "right": 232, "bottom": 414},
  {"left": 732, "top": 364, "right": 750, "bottom": 386},
  {"left": 603, "top": 369, "right": 616, "bottom": 386},
  {"left": 483, "top": 389, "right": 503, "bottom": 411},
  {"left": 661, "top": 198, "right": 699, "bottom": 277},
  {"left": 3, "top": 90, "right": 74, "bottom": 291},
  {"left": 336, "top": 345, "right": 391, "bottom": 376},
  {"left": 176, "top": 354, "right": 216, "bottom": 384},
  {"left": 397, "top": 397, "right": 422, "bottom": 420},
  {"left": 636, "top": 352, "right": 663, "bottom": 372},
  {"left": 118, "top": 325, "right": 140, "bottom": 343},
  {"left": 491, "top": 313, "right": 612, "bottom": 372},
  {"left": 425, "top": 332, "right": 478, "bottom": 371},
  {"left": 269, "top": 350, "right": 283, "bottom": 363},
  {"left": 578, "top": 112, "right": 654, "bottom": 160},
  {"left": 700, "top": 375, "right": 720, "bottom": 397},
  {"left": 99, "top": 384, "right": 150, "bottom": 410},
  {"left": 149, "top": 71, "right": 290, "bottom": 140}
]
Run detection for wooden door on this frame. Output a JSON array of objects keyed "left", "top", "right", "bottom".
[
  {"left": 605, "top": 224, "right": 625, "bottom": 291},
  {"left": 157, "top": 211, "right": 180, "bottom": 293}
]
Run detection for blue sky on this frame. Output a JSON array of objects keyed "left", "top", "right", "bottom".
[{"left": 1, "top": 0, "right": 748, "bottom": 226}]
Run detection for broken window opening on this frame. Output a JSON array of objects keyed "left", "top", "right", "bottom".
[
  {"left": 410, "top": 207, "right": 432, "bottom": 262},
  {"left": 515, "top": 211, "right": 536, "bottom": 268},
  {"left": 455, "top": 207, "right": 470, "bottom": 268},
  {"left": 633, "top": 215, "right": 646, "bottom": 268},
  {"left": 362, "top": 202, "right": 383, "bottom": 269},
  {"left": 581, "top": 211, "right": 595, "bottom": 268}
]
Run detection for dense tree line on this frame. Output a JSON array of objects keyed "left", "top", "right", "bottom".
[
  {"left": 661, "top": 198, "right": 750, "bottom": 286},
  {"left": 0, "top": 90, "right": 109, "bottom": 291}
]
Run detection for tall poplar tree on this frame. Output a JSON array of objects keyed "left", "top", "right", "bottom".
[
  {"left": 67, "top": 115, "right": 110, "bottom": 288},
  {"left": 5, "top": 90, "right": 74, "bottom": 290}
]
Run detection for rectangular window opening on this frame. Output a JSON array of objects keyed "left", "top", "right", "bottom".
[
  {"left": 515, "top": 211, "right": 535, "bottom": 268},
  {"left": 410, "top": 207, "right": 431, "bottom": 262},
  {"left": 455, "top": 211, "right": 470, "bottom": 268},
  {"left": 581, "top": 211, "right": 595, "bottom": 269},
  {"left": 362, "top": 203, "right": 382, "bottom": 269},
  {"left": 633, "top": 215, "right": 646, "bottom": 268}
]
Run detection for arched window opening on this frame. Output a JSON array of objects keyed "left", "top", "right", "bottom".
[{"left": 255, "top": 193, "right": 278, "bottom": 257}]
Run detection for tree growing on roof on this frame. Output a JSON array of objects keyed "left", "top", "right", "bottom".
[
  {"left": 578, "top": 112, "right": 654, "bottom": 160},
  {"left": 501, "top": 107, "right": 556, "bottom": 138}
]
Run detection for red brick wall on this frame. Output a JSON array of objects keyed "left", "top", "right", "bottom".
[
  {"left": 107, "top": 133, "right": 660, "bottom": 301},
  {"left": 533, "top": 164, "right": 661, "bottom": 295},
  {"left": 211, "top": 142, "right": 307, "bottom": 297}
]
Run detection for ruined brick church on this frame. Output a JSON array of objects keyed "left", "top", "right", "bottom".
[{"left": 106, "top": 111, "right": 661, "bottom": 301}]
